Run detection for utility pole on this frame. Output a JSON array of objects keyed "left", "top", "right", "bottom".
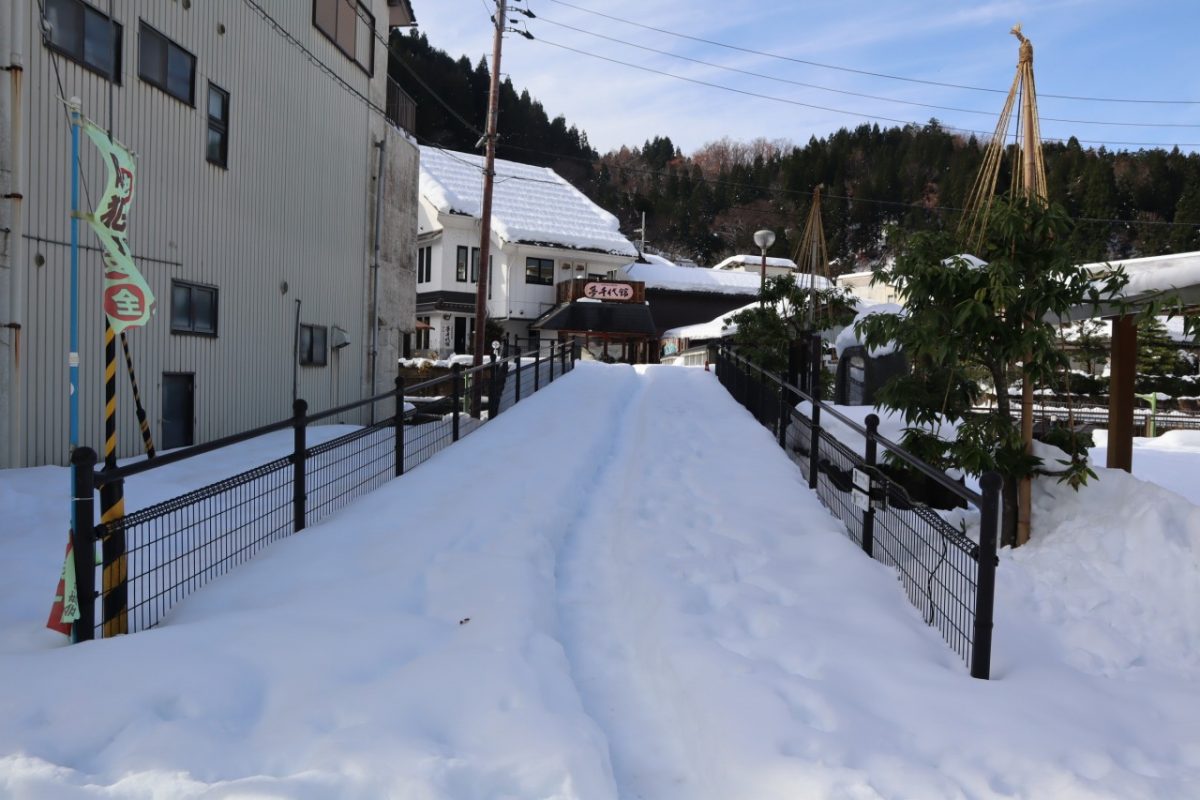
[
  {"left": 1015, "top": 27, "right": 1039, "bottom": 548},
  {"left": 472, "top": 0, "right": 507, "bottom": 394}
]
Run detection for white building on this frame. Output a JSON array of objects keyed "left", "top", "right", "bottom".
[
  {"left": 0, "top": 0, "right": 420, "bottom": 467},
  {"left": 837, "top": 269, "right": 899, "bottom": 305},
  {"left": 712, "top": 254, "right": 798, "bottom": 278},
  {"left": 415, "top": 146, "right": 637, "bottom": 355}
]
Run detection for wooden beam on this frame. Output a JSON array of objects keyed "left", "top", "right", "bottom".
[{"left": 1106, "top": 314, "right": 1138, "bottom": 472}]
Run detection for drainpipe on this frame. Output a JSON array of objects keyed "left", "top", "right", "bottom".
[
  {"left": 368, "top": 135, "right": 386, "bottom": 423},
  {"left": 4, "top": 0, "right": 27, "bottom": 468}
]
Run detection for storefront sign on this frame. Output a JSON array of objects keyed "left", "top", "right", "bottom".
[{"left": 583, "top": 282, "right": 635, "bottom": 301}]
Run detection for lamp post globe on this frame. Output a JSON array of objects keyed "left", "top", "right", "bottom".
[{"left": 753, "top": 229, "right": 776, "bottom": 307}]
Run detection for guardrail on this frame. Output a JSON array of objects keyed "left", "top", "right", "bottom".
[
  {"left": 68, "top": 343, "right": 577, "bottom": 641},
  {"left": 712, "top": 341, "right": 1001, "bottom": 679}
]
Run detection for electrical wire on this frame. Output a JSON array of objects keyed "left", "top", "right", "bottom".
[
  {"left": 542, "top": 0, "right": 1200, "bottom": 105},
  {"left": 531, "top": 37, "right": 1200, "bottom": 150},
  {"left": 537, "top": 15, "right": 1200, "bottom": 130}
]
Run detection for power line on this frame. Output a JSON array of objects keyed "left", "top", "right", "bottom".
[
  {"left": 530, "top": 37, "right": 1200, "bottom": 150},
  {"left": 537, "top": 15, "right": 1200, "bottom": 130},
  {"left": 543, "top": 0, "right": 1200, "bottom": 106},
  {"left": 246, "top": 0, "right": 1198, "bottom": 232}
]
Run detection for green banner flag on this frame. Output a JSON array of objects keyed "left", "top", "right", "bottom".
[{"left": 80, "top": 118, "right": 155, "bottom": 333}]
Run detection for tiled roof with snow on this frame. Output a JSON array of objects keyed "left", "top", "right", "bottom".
[
  {"left": 712, "top": 254, "right": 798, "bottom": 270},
  {"left": 620, "top": 262, "right": 831, "bottom": 296},
  {"left": 419, "top": 147, "right": 637, "bottom": 257}
]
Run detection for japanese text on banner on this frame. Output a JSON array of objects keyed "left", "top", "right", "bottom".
[{"left": 81, "top": 118, "right": 155, "bottom": 333}]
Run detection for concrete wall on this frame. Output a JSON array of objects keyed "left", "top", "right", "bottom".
[{"left": 2, "top": 0, "right": 417, "bottom": 466}]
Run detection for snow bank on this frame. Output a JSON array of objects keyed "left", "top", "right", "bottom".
[{"left": 1000, "top": 468, "right": 1200, "bottom": 678}]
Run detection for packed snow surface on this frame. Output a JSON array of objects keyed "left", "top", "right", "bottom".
[
  {"left": 1, "top": 364, "right": 1198, "bottom": 797},
  {"left": 419, "top": 146, "right": 637, "bottom": 257}
]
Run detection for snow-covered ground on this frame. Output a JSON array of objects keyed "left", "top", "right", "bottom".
[
  {"left": 0, "top": 364, "right": 1198, "bottom": 798},
  {"left": 1090, "top": 428, "right": 1200, "bottom": 507}
]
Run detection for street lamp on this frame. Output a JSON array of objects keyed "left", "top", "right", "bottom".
[{"left": 753, "top": 229, "right": 776, "bottom": 307}]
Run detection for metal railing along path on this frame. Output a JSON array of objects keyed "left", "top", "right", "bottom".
[
  {"left": 711, "top": 341, "right": 1001, "bottom": 680},
  {"left": 67, "top": 343, "right": 578, "bottom": 640}
]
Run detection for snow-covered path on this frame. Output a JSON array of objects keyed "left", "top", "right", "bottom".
[{"left": 1, "top": 364, "right": 1198, "bottom": 798}]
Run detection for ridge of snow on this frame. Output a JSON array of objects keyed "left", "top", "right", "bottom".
[{"left": 712, "top": 254, "right": 798, "bottom": 270}]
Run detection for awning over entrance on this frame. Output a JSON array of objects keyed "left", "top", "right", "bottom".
[{"left": 532, "top": 302, "right": 658, "bottom": 336}]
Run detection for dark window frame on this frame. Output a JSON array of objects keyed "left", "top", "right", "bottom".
[
  {"left": 311, "top": 0, "right": 375, "bottom": 76},
  {"left": 206, "top": 82, "right": 230, "bottom": 169},
  {"left": 525, "top": 256, "right": 554, "bottom": 286},
  {"left": 456, "top": 245, "right": 469, "bottom": 282},
  {"left": 470, "top": 248, "right": 481, "bottom": 283},
  {"left": 169, "top": 280, "right": 218, "bottom": 337},
  {"left": 43, "top": 0, "right": 123, "bottom": 82},
  {"left": 137, "top": 21, "right": 197, "bottom": 106},
  {"left": 299, "top": 323, "right": 328, "bottom": 367}
]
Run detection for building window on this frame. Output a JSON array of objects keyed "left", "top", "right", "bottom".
[
  {"left": 138, "top": 22, "right": 196, "bottom": 106},
  {"left": 170, "top": 280, "right": 218, "bottom": 336},
  {"left": 525, "top": 257, "right": 554, "bottom": 286},
  {"left": 312, "top": 0, "right": 375, "bottom": 75},
  {"left": 456, "top": 246, "right": 468, "bottom": 282},
  {"left": 299, "top": 324, "right": 328, "bottom": 366},
  {"left": 471, "top": 248, "right": 482, "bottom": 283},
  {"left": 42, "top": 0, "right": 122, "bottom": 82},
  {"left": 488, "top": 256, "right": 494, "bottom": 300},
  {"left": 416, "top": 315, "right": 430, "bottom": 350},
  {"left": 417, "top": 245, "right": 432, "bottom": 284},
  {"left": 206, "top": 83, "right": 229, "bottom": 168}
]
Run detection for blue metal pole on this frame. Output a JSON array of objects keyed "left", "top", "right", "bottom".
[{"left": 69, "top": 99, "right": 81, "bottom": 452}]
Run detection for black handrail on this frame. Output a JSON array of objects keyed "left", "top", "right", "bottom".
[{"left": 721, "top": 346, "right": 981, "bottom": 508}]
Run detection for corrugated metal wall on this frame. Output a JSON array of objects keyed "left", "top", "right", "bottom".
[{"left": 15, "top": 0, "right": 416, "bottom": 466}]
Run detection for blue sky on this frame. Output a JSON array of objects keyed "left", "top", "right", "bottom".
[{"left": 410, "top": 0, "right": 1200, "bottom": 155}]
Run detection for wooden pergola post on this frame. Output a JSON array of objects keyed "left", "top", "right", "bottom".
[{"left": 1106, "top": 314, "right": 1138, "bottom": 472}]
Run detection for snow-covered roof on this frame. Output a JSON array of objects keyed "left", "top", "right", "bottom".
[
  {"left": 712, "top": 254, "right": 798, "bottom": 271},
  {"left": 419, "top": 147, "right": 637, "bottom": 257},
  {"left": 835, "top": 302, "right": 904, "bottom": 358},
  {"left": 642, "top": 253, "right": 678, "bottom": 267},
  {"left": 1086, "top": 251, "right": 1200, "bottom": 304},
  {"left": 621, "top": 262, "right": 831, "bottom": 296},
  {"left": 662, "top": 300, "right": 759, "bottom": 340}
]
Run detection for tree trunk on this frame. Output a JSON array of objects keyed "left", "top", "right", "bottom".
[{"left": 991, "top": 363, "right": 1020, "bottom": 548}]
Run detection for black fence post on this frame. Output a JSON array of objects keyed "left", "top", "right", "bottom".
[
  {"left": 777, "top": 375, "right": 790, "bottom": 449},
  {"left": 549, "top": 342, "right": 556, "bottom": 382},
  {"left": 451, "top": 363, "right": 462, "bottom": 442},
  {"left": 488, "top": 352, "right": 501, "bottom": 418},
  {"left": 514, "top": 347, "right": 522, "bottom": 404},
  {"left": 70, "top": 447, "right": 97, "bottom": 643},
  {"left": 394, "top": 376, "right": 405, "bottom": 477},
  {"left": 971, "top": 471, "right": 1002, "bottom": 680},
  {"left": 862, "top": 414, "right": 879, "bottom": 557},
  {"left": 292, "top": 399, "right": 308, "bottom": 532},
  {"left": 808, "top": 335, "right": 823, "bottom": 490},
  {"left": 534, "top": 346, "right": 541, "bottom": 391},
  {"left": 572, "top": 338, "right": 581, "bottom": 363}
]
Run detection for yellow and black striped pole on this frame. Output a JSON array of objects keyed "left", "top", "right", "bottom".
[
  {"left": 119, "top": 331, "right": 156, "bottom": 459},
  {"left": 100, "top": 319, "right": 128, "bottom": 636}
]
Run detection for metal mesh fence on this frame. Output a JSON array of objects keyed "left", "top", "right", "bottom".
[
  {"left": 88, "top": 345, "right": 575, "bottom": 638},
  {"left": 714, "top": 345, "right": 990, "bottom": 671},
  {"left": 100, "top": 457, "right": 293, "bottom": 635}
]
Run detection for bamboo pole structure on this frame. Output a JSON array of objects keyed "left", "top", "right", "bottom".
[
  {"left": 959, "top": 25, "right": 1047, "bottom": 547},
  {"left": 795, "top": 185, "right": 830, "bottom": 329}
]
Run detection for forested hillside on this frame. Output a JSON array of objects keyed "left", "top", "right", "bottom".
[{"left": 390, "top": 31, "right": 1200, "bottom": 272}]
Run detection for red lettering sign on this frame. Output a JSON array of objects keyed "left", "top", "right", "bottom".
[{"left": 104, "top": 283, "right": 147, "bottom": 321}]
